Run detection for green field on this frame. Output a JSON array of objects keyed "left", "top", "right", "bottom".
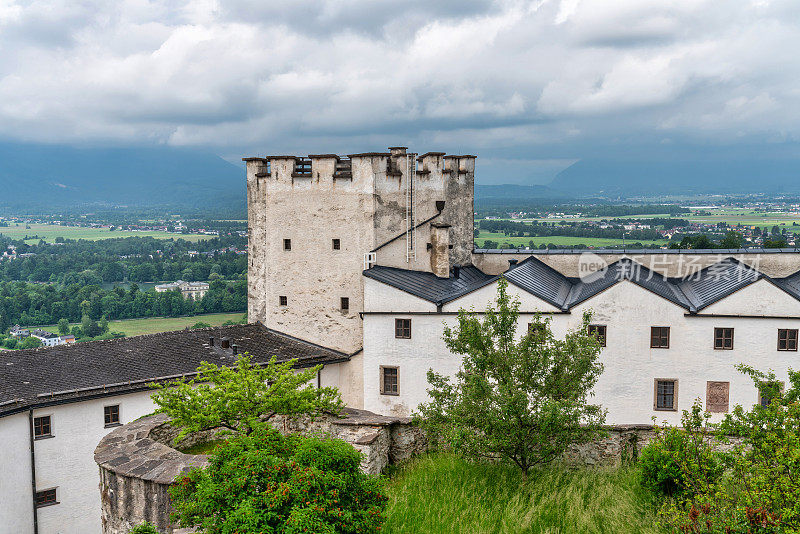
[
  {"left": 476, "top": 232, "right": 667, "bottom": 248},
  {"left": 384, "top": 454, "right": 663, "bottom": 534},
  {"left": 40, "top": 312, "right": 246, "bottom": 337},
  {"left": 684, "top": 208, "right": 800, "bottom": 230},
  {"left": 0, "top": 223, "right": 209, "bottom": 243},
  {"left": 483, "top": 207, "right": 800, "bottom": 232}
]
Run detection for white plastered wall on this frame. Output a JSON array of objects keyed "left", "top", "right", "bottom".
[{"left": 362, "top": 278, "right": 800, "bottom": 426}]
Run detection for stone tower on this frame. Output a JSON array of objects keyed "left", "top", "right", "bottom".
[{"left": 244, "top": 147, "right": 475, "bottom": 355}]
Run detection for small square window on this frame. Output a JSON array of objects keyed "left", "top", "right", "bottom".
[
  {"left": 283, "top": 238, "right": 292, "bottom": 251},
  {"left": 104, "top": 405, "right": 120, "bottom": 427},
  {"left": 33, "top": 416, "right": 52, "bottom": 439},
  {"left": 380, "top": 366, "right": 399, "bottom": 395},
  {"left": 35, "top": 488, "right": 58, "bottom": 508},
  {"left": 714, "top": 328, "right": 734, "bottom": 350},
  {"left": 588, "top": 324, "right": 606, "bottom": 347},
  {"left": 654, "top": 379, "right": 677, "bottom": 411},
  {"left": 778, "top": 329, "right": 798, "bottom": 351},
  {"left": 650, "top": 326, "right": 670, "bottom": 349},
  {"left": 340, "top": 297, "right": 349, "bottom": 311},
  {"left": 279, "top": 295, "right": 288, "bottom": 306},
  {"left": 395, "top": 318, "right": 411, "bottom": 339},
  {"left": 332, "top": 239, "right": 341, "bottom": 250}
]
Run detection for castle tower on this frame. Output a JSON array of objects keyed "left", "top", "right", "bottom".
[{"left": 244, "top": 147, "right": 475, "bottom": 371}]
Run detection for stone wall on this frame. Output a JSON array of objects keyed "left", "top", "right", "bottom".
[
  {"left": 94, "top": 414, "right": 209, "bottom": 534},
  {"left": 94, "top": 409, "right": 426, "bottom": 533}
]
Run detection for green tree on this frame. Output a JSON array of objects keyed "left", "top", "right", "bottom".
[
  {"left": 719, "top": 231, "right": 744, "bottom": 249},
  {"left": 416, "top": 277, "right": 606, "bottom": 475},
  {"left": 57, "top": 318, "right": 70, "bottom": 335},
  {"left": 18, "top": 336, "right": 43, "bottom": 349},
  {"left": 169, "top": 426, "right": 386, "bottom": 534},
  {"left": 150, "top": 354, "right": 343, "bottom": 443}
]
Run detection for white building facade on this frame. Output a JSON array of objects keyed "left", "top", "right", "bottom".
[{"left": 362, "top": 257, "right": 800, "bottom": 426}]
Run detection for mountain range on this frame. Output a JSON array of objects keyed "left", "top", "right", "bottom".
[{"left": 0, "top": 142, "right": 244, "bottom": 212}]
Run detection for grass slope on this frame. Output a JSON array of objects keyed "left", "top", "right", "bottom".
[
  {"left": 384, "top": 455, "right": 664, "bottom": 534},
  {"left": 40, "top": 312, "right": 246, "bottom": 337}
]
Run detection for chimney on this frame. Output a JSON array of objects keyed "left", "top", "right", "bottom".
[
  {"left": 430, "top": 223, "right": 451, "bottom": 278},
  {"left": 220, "top": 337, "right": 230, "bottom": 349},
  {"left": 209, "top": 336, "right": 215, "bottom": 346},
  {"left": 388, "top": 146, "right": 407, "bottom": 156}
]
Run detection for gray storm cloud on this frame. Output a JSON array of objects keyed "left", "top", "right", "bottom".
[{"left": 0, "top": 0, "right": 798, "bottom": 183}]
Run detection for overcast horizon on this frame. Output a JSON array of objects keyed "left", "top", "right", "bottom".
[{"left": 1, "top": 0, "right": 799, "bottom": 185}]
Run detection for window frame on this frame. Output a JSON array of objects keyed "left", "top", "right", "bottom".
[
  {"left": 33, "top": 415, "right": 53, "bottom": 440},
  {"left": 650, "top": 326, "right": 670, "bottom": 349},
  {"left": 340, "top": 297, "right": 350, "bottom": 312},
  {"left": 380, "top": 366, "right": 399, "bottom": 396},
  {"left": 332, "top": 238, "right": 341, "bottom": 250},
  {"left": 758, "top": 381, "right": 785, "bottom": 407},
  {"left": 654, "top": 378, "right": 678, "bottom": 411},
  {"left": 778, "top": 328, "right": 798, "bottom": 351},
  {"left": 279, "top": 295, "right": 288, "bottom": 307},
  {"left": 283, "top": 238, "right": 292, "bottom": 251},
  {"left": 35, "top": 488, "right": 58, "bottom": 508},
  {"left": 588, "top": 324, "right": 607, "bottom": 347},
  {"left": 394, "top": 318, "right": 411, "bottom": 339},
  {"left": 714, "top": 327, "right": 734, "bottom": 350},
  {"left": 104, "top": 404, "right": 121, "bottom": 428}
]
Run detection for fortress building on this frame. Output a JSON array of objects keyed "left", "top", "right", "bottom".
[
  {"left": 245, "top": 147, "right": 800, "bottom": 420},
  {"left": 5, "top": 147, "right": 800, "bottom": 533}
]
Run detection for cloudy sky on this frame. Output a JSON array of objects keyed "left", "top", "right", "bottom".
[{"left": 1, "top": 0, "right": 799, "bottom": 184}]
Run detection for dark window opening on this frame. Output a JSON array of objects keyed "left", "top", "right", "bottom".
[
  {"left": 528, "top": 323, "right": 546, "bottom": 337},
  {"left": 714, "top": 328, "right": 734, "bottom": 350},
  {"left": 651, "top": 326, "right": 670, "bottom": 349},
  {"left": 35, "top": 489, "right": 58, "bottom": 508},
  {"left": 588, "top": 324, "right": 606, "bottom": 347},
  {"left": 778, "top": 329, "right": 798, "bottom": 351},
  {"left": 283, "top": 238, "right": 292, "bottom": 251},
  {"left": 340, "top": 297, "right": 349, "bottom": 311},
  {"left": 332, "top": 239, "right": 341, "bottom": 250},
  {"left": 381, "top": 366, "right": 399, "bottom": 395},
  {"left": 655, "top": 380, "right": 677, "bottom": 411},
  {"left": 33, "top": 416, "right": 52, "bottom": 438},
  {"left": 104, "top": 405, "right": 120, "bottom": 427},
  {"left": 759, "top": 381, "right": 784, "bottom": 407},
  {"left": 279, "top": 295, "right": 288, "bottom": 306},
  {"left": 395, "top": 318, "right": 411, "bottom": 339}
]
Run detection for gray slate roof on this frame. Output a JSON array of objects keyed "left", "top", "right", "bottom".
[
  {"left": 362, "top": 265, "right": 495, "bottom": 305},
  {"left": 365, "top": 256, "right": 800, "bottom": 314},
  {"left": 0, "top": 323, "right": 348, "bottom": 418}
]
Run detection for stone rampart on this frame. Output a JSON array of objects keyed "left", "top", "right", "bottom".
[{"left": 94, "top": 409, "right": 426, "bottom": 533}]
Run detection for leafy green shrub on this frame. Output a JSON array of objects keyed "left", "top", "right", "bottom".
[
  {"left": 654, "top": 366, "right": 800, "bottom": 533},
  {"left": 191, "top": 321, "right": 211, "bottom": 329},
  {"left": 129, "top": 523, "right": 159, "bottom": 534},
  {"left": 169, "top": 425, "right": 387, "bottom": 534},
  {"left": 638, "top": 427, "right": 689, "bottom": 495}
]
